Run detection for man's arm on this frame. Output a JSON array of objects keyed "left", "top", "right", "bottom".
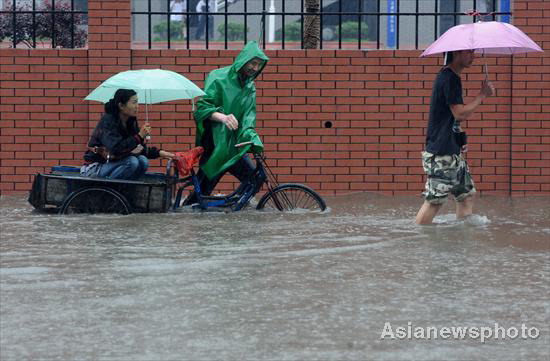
[
  {"left": 194, "top": 75, "right": 227, "bottom": 138},
  {"left": 450, "top": 80, "right": 495, "bottom": 121},
  {"left": 210, "top": 112, "right": 239, "bottom": 130}
]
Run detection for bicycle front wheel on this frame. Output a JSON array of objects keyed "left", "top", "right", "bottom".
[{"left": 256, "top": 183, "right": 326, "bottom": 212}]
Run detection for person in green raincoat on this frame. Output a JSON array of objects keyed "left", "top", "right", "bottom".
[{"left": 185, "top": 41, "right": 269, "bottom": 204}]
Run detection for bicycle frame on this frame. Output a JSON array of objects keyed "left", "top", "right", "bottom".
[{"left": 172, "top": 152, "right": 274, "bottom": 212}]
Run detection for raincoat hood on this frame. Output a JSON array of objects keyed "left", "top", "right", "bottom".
[
  {"left": 231, "top": 40, "right": 269, "bottom": 82},
  {"left": 193, "top": 41, "right": 269, "bottom": 179}
]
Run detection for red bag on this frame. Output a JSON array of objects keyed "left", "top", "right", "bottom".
[{"left": 173, "top": 146, "right": 204, "bottom": 176}]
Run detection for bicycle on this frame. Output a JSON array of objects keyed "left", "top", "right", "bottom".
[{"left": 171, "top": 142, "right": 327, "bottom": 212}]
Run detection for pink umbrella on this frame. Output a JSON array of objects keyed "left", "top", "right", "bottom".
[
  {"left": 420, "top": 20, "right": 543, "bottom": 78},
  {"left": 421, "top": 21, "right": 543, "bottom": 57}
]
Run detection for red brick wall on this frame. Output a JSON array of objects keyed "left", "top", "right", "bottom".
[{"left": 1, "top": 0, "right": 548, "bottom": 196}]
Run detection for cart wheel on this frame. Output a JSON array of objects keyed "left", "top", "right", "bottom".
[
  {"left": 59, "top": 187, "right": 132, "bottom": 215},
  {"left": 256, "top": 183, "right": 326, "bottom": 212}
]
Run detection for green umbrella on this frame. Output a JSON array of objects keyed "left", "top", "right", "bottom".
[
  {"left": 85, "top": 69, "right": 205, "bottom": 104},
  {"left": 85, "top": 69, "right": 206, "bottom": 128}
]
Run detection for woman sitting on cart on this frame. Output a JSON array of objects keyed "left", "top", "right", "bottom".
[{"left": 81, "top": 89, "right": 175, "bottom": 180}]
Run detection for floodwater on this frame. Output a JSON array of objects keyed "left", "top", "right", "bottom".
[{"left": 0, "top": 193, "right": 549, "bottom": 361}]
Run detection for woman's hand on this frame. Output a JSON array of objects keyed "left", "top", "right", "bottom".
[
  {"left": 131, "top": 144, "right": 144, "bottom": 154},
  {"left": 139, "top": 122, "right": 152, "bottom": 139},
  {"left": 159, "top": 150, "right": 175, "bottom": 159}
]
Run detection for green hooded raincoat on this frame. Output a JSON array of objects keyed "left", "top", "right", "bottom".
[{"left": 193, "top": 41, "right": 269, "bottom": 179}]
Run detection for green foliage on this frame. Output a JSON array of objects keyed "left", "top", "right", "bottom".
[
  {"left": 153, "top": 20, "right": 186, "bottom": 41},
  {"left": 274, "top": 21, "right": 369, "bottom": 42},
  {"left": 217, "top": 22, "right": 248, "bottom": 41},
  {"left": 275, "top": 22, "right": 301, "bottom": 41},
  {"left": 338, "top": 21, "right": 369, "bottom": 40}
]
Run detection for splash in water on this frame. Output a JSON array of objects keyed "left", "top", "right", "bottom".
[{"left": 434, "top": 213, "right": 491, "bottom": 226}]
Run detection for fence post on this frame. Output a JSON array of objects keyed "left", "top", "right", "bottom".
[
  {"left": 386, "top": 0, "right": 396, "bottom": 48},
  {"left": 268, "top": 0, "right": 276, "bottom": 43}
]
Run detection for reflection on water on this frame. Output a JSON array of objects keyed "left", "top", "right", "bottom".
[{"left": 1, "top": 194, "right": 549, "bottom": 360}]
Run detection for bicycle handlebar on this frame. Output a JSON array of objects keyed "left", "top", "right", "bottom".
[
  {"left": 234, "top": 141, "right": 254, "bottom": 148},
  {"left": 235, "top": 141, "right": 264, "bottom": 162}
]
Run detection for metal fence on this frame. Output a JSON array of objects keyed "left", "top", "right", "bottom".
[
  {"left": 0, "top": 0, "right": 88, "bottom": 48},
  {"left": 1, "top": 0, "right": 512, "bottom": 50},
  {"left": 132, "top": 0, "right": 512, "bottom": 50}
]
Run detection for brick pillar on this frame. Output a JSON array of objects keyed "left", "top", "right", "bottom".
[
  {"left": 510, "top": 0, "right": 550, "bottom": 195},
  {"left": 87, "top": 0, "right": 132, "bottom": 130}
]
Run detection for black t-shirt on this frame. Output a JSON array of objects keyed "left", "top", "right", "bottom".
[{"left": 425, "top": 67, "right": 464, "bottom": 155}]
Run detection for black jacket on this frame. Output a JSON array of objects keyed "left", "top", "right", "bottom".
[{"left": 84, "top": 113, "right": 160, "bottom": 164}]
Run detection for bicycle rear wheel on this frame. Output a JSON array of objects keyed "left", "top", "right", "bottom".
[
  {"left": 256, "top": 183, "right": 326, "bottom": 212},
  {"left": 59, "top": 187, "right": 132, "bottom": 215}
]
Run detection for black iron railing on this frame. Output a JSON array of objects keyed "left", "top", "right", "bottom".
[
  {"left": 0, "top": 0, "right": 88, "bottom": 48},
  {"left": 132, "top": 0, "right": 512, "bottom": 50}
]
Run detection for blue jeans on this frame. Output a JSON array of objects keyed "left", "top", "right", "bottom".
[{"left": 98, "top": 155, "right": 148, "bottom": 180}]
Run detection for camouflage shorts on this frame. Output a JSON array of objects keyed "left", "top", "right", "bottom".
[{"left": 421, "top": 151, "right": 476, "bottom": 204}]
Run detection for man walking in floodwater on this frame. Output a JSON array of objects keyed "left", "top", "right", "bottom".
[{"left": 415, "top": 50, "right": 495, "bottom": 225}]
